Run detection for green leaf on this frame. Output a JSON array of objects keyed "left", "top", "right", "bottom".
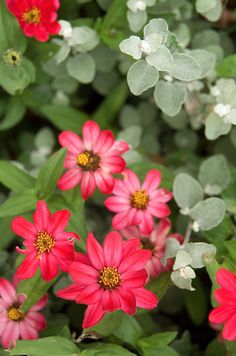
[
  {"left": 0, "top": 189, "right": 38, "bottom": 217},
  {"left": 190, "top": 197, "right": 226, "bottom": 231},
  {"left": 10, "top": 336, "right": 79, "bottom": 356},
  {"left": 202, "top": 216, "right": 234, "bottom": 243},
  {"left": 171, "top": 53, "right": 201, "bottom": 81},
  {"left": 203, "top": 0, "right": 222, "bottom": 21},
  {"left": 113, "top": 313, "right": 144, "bottom": 347},
  {"left": 0, "top": 217, "right": 15, "bottom": 249},
  {"left": 0, "top": 0, "right": 27, "bottom": 52},
  {"left": 154, "top": 80, "right": 187, "bottom": 117},
  {"left": 137, "top": 332, "right": 178, "bottom": 356},
  {"left": 224, "top": 240, "right": 236, "bottom": 260},
  {"left": 217, "top": 54, "right": 236, "bottom": 78},
  {"left": 0, "top": 96, "right": 26, "bottom": 130},
  {"left": 173, "top": 173, "right": 204, "bottom": 210},
  {"left": 0, "top": 160, "right": 35, "bottom": 192},
  {"left": 66, "top": 54, "right": 96, "bottom": 84},
  {"left": 40, "top": 104, "right": 87, "bottom": 133},
  {"left": 17, "top": 270, "right": 57, "bottom": 313},
  {"left": 184, "top": 278, "right": 208, "bottom": 326},
  {"left": 36, "top": 148, "right": 66, "bottom": 200},
  {"left": 81, "top": 343, "right": 135, "bottom": 356},
  {"left": 205, "top": 112, "right": 231, "bottom": 140},
  {"left": 93, "top": 80, "right": 129, "bottom": 128},
  {"left": 0, "top": 57, "right": 35, "bottom": 95},
  {"left": 100, "top": 0, "right": 128, "bottom": 50},
  {"left": 196, "top": 0, "right": 217, "bottom": 13},
  {"left": 184, "top": 242, "right": 216, "bottom": 268},
  {"left": 198, "top": 154, "right": 231, "bottom": 195},
  {"left": 147, "top": 272, "right": 172, "bottom": 300},
  {"left": 127, "top": 60, "right": 159, "bottom": 96}
]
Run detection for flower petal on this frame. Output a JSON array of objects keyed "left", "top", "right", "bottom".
[
  {"left": 123, "top": 169, "right": 140, "bottom": 192},
  {"left": 40, "top": 253, "right": 58, "bottom": 282},
  {"left": 1, "top": 321, "right": 19, "bottom": 349},
  {"left": 82, "top": 121, "right": 101, "bottom": 151},
  {"left": 86, "top": 233, "right": 104, "bottom": 270},
  {"left": 48, "top": 210, "right": 70, "bottom": 235},
  {"left": 139, "top": 211, "right": 154, "bottom": 235},
  {"left": 75, "top": 284, "right": 103, "bottom": 305},
  {"left": 142, "top": 169, "right": 161, "bottom": 193},
  {"left": 102, "top": 290, "right": 121, "bottom": 312},
  {"left": 82, "top": 303, "right": 105, "bottom": 329},
  {"left": 58, "top": 131, "right": 83, "bottom": 154},
  {"left": 104, "top": 196, "right": 130, "bottom": 213},
  {"left": 119, "top": 249, "right": 151, "bottom": 273},
  {"left": 122, "top": 269, "right": 148, "bottom": 289},
  {"left": 81, "top": 172, "right": 96, "bottom": 200},
  {"left": 17, "top": 254, "right": 39, "bottom": 280},
  {"left": 122, "top": 239, "right": 141, "bottom": 260},
  {"left": 93, "top": 130, "right": 114, "bottom": 154},
  {"left": 33, "top": 201, "right": 50, "bottom": 231},
  {"left": 216, "top": 268, "right": 236, "bottom": 291},
  {"left": 11, "top": 217, "right": 37, "bottom": 240},
  {"left": 103, "top": 231, "right": 123, "bottom": 267},
  {"left": 70, "top": 261, "right": 98, "bottom": 284},
  {"left": 209, "top": 305, "right": 235, "bottom": 324},
  {"left": 223, "top": 313, "right": 236, "bottom": 341},
  {"left": 58, "top": 168, "right": 82, "bottom": 190},
  {"left": 57, "top": 284, "right": 85, "bottom": 301},
  {"left": 134, "top": 287, "right": 158, "bottom": 309},
  {"left": 112, "top": 211, "right": 130, "bottom": 230},
  {"left": 26, "top": 312, "right": 47, "bottom": 331},
  {"left": 118, "top": 287, "right": 136, "bottom": 315},
  {"left": 94, "top": 171, "right": 114, "bottom": 195},
  {"left": 0, "top": 278, "right": 16, "bottom": 305}
]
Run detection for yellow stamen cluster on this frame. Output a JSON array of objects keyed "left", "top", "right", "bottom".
[
  {"left": 22, "top": 7, "right": 41, "bottom": 24},
  {"left": 77, "top": 151, "right": 100, "bottom": 171},
  {"left": 131, "top": 190, "right": 149, "bottom": 209},
  {"left": 35, "top": 231, "right": 55, "bottom": 255},
  {"left": 3, "top": 49, "right": 22, "bottom": 66},
  {"left": 7, "top": 306, "right": 24, "bottom": 321},
  {"left": 99, "top": 266, "right": 121, "bottom": 290}
]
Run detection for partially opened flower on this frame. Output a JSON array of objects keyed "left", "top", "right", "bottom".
[
  {"left": 209, "top": 268, "right": 236, "bottom": 341},
  {"left": 105, "top": 169, "right": 172, "bottom": 235},
  {"left": 11, "top": 200, "right": 79, "bottom": 282},
  {"left": 57, "top": 232, "right": 157, "bottom": 328},
  {"left": 121, "top": 219, "right": 183, "bottom": 278},
  {"left": 6, "top": 0, "right": 61, "bottom": 42},
  {"left": 0, "top": 277, "right": 47, "bottom": 349},
  {"left": 58, "top": 120, "right": 129, "bottom": 200}
]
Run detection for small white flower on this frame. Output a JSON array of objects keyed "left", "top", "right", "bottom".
[
  {"left": 179, "top": 266, "right": 196, "bottom": 279},
  {"left": 192, "top": 221, "right": 200, "bottom": 232},
  {"left": 214, "top": 103, "right": 232, "bottom": 118},
  {"left": 136, "top": 0, "right": 147, "bottom": 11},
  {"left": 140, "top": 40, "right": 152, "bottom": 55}
]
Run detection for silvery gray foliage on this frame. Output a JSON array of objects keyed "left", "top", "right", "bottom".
[
  {"left": 164, "top": 239, "right": 216, "bottom": 290},
  {"left": 195, "top": 0, "right": 222, "bottom": 22},
  {"left": 205, "top": 79, "right": 236, "bottom": 140},
  {"left": 127, "top": 0, "right": 156, "bottom": 32},
  {"left": 119, "top": 17, "right": 216, "bottom": 116},
  {"left": 173, "top": 169, "right": 228, "bottom": 231},
  {"left": 48, "top": 20, "right": 99, "bottom": 84}
]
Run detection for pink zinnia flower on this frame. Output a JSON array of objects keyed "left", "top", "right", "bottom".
[
  {"left": 0, "top": 277, "right": 47, "bottom": 349},
  {"left": 6, "top": 0, "right": 61, "bottom": 42},
  {"left": 11, "top": 200, "right": 79, "bottom": 282},
  {"left": 58, "top": 121, "right": 129, "bottom": 200},
  {"left": 105, "top": 169, "right": 173, "bottom": 235},
  {"left": 121, "top": 219, "right": 183, "bottom": 278},
  {"left": 209, "top": 268, "right": 236, "bottom": 341},
  {"left": 57, "top": 232, "right": 158, "bottom": 328}
]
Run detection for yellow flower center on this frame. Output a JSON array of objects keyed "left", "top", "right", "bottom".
[
  {"left": 35, "top": 231, "right": 55, "bottom": 255},
  {"left": 99, "top": 266, "right": 121, "bottom": 290},
  {"left": 3, "top": 49, "right": 22, "bottom": 66},
  {"left": 130, "top": 190, "right": 149, "bottom": 209},
  {"left": 7, "top": 306, "right": 24, "bottom": 321},
  {"left": 22, "top": 7, "right": 41, "bottom": 24},
  {"left": 77, "top": 151, "right": 100, "bottom": 171}
]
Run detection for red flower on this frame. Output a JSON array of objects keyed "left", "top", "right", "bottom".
[
  {"left": 121, "top": 219, "right": 183, "bottom": 278},
  {"left": 57, "top": 232, "right": 158, "bottom": 328},
  {"left": 209, "top": 268, "right": 236, "bottom": 341},
  {"left": 105, "top": 169, "right": 173, "bottom": 235},
  {"left": 6, "top": 0, "right": 61, "bottom": 42},
  {"left": 0, "top": 277, "right": 47, "bottom": 349},
  {"left": 58, "top": 121, "right": 129, "bottom": 200},
  {"left": 11, "top": 200, "right": 79, "bottom": 282}
]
